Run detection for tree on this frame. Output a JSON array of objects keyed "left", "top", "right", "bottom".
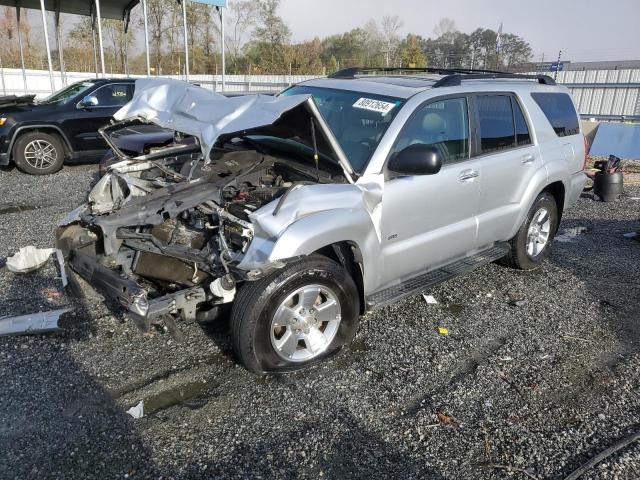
[
  {"left": 381, "top": 15, "right": 403, "bottom": 67},
  {"left": 251, "top": 0, "right": 291, "bottom": 70},
  {"left": 225, "top": 0, "right": 257, "bottom": 73},
  {"left": 399, "top": 34, "right": 427, "bottom": 67}
]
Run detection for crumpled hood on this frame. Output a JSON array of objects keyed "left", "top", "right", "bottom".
[{"left": 113, "top": 78, "right": 353, "bottom": 178}]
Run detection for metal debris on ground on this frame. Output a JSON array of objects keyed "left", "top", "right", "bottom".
[
  {"left": 0, "top": 308, "right": 71, "bottom": 336},
  {"left": 555, "top": 226, "right": 589, "bottom": 243},
  {"left": 422, "top": 294, "right": 439, "bottom": 304},
  {"left": 622, "top": 232, "right": 639, "bottom": 239},
  {"left": 6, "top": 246, "right": 56, "bottom": 273},
  {"left": 126, "top": 401, "right": 145, "bottom": 419}
]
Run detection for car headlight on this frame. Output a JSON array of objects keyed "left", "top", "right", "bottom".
[
  {"left": 0, "top": 117, "right": 8, "bottom": 126},
  {"left": 129, "top": 292, "right": 149, "bottom": 317}
]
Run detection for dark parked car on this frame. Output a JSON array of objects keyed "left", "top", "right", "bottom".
[{"left": 0, "top": 78, "right": 135, "bottom": 174}]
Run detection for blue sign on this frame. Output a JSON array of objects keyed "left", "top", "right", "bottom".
[
  {"left": 191, "top": 0, "right": 227, "bottom": 6},
  {"left": 549, "top": 62, "right": 565, "bottom": 72}
]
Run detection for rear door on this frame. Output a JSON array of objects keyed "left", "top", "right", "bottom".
[
  {"left": 61, "top": 82, "right": 134, "bottom": 153},
  {"left": 380, "top": 96, "right": 481, "bottom": 286},
  {"left": 473, "top": 93, "right": 542, "bottom": 246}
]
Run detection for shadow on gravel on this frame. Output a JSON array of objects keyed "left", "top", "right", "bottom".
[
  {"left": 550, "top": 217, "right": 640, "bottom": 354},
  {"left": 187, "top": 408, "right": 445, "bottom": 479}
]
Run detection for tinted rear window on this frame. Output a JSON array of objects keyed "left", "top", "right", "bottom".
[
  {"left": 477, "top": 95, "right": 515, "bottom": 153},
  {"left": 531, "top": 92, "right": 580, "bottom": 137}
]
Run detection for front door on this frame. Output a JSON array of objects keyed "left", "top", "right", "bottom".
[
  {"left": 380, "top": 96, "right": 480, "bottom": 287},
  {"left": 61, "top": 83, "right": 134, "bottom": 153}
]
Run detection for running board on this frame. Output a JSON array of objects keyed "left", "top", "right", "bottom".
[{"left": 365, "top": 243, "right": 509, "bottom": 310}]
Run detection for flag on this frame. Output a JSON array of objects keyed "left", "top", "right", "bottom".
[{"left": 495, "top": 22, "right": 503, "bottom": 53}]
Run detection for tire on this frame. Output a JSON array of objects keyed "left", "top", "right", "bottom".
[
  {"left": 502, "top": 192, "right": 559, "bottom": 270},
  {"left": 230, "top": 254, "right": 360, "bottom": 374},
  {"left": 13, "top": 131, "right": 65, "bottom": 175}
]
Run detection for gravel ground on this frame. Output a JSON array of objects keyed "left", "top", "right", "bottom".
[{"left": 1, "top": 162, "right": 639, "bottom": 479}]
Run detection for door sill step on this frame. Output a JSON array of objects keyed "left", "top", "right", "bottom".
[{"left": 365, "top": 242, "right": 509, "bottom": 310}]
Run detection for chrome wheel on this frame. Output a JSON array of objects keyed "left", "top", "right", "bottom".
[
  {"left": 24, "top": 139, "right": 58, "bottom": 169},
  {"left": 526, "top": 207, "right": 551, "bottom": 258},
  {"left": 270, "top": 284, "right": 342, "bottom": 363}
]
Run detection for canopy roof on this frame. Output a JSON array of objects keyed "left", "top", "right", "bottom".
[{"left": 0, "top": 0, "right": 139, "bottom": 20}]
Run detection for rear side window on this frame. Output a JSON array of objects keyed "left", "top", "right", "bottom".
[
  {"left": 531, "top": 92, "right": 580, "bottom": 137},
  {"left": 511, "top": 97, "right": 531, "bottom": 146},
  {"left": 477, "top": 95, "right": 515, "bottom": 153}
]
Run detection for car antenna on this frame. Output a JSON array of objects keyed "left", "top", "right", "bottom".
[{"left": 310, "top": 117, "right": 320, "bottom": 182}]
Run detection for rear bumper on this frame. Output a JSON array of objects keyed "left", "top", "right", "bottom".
[
  {"left": 0, "top": 152, "right": 9, "bottom": 166},
  {"left": 566, "top": 171, "right": 588, "bottom": 208},
  {"left": 69, "top": 250, "right": 207, "bottom": 330}
]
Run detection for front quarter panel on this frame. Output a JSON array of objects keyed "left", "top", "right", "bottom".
[{"left": 238, "top": 182, "right": 383, "bottom": 293}]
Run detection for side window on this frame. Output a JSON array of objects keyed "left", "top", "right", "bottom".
[
  {"left": 531, "top": 92, "right": 580, "bottom": 137},
  {"left": 477, "top": 95, "right": 515, "bottom": 153},
  {"left": 92, "top": 84, "right": 132, "bottom": 107},
  {"left": 391, "top": 97, "right": 469, "bottom": 164},
  {"left": 511, "top": 97, "right": 531, "bottom": 146}
]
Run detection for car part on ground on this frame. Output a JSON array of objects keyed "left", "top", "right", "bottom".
[{"left": 0, "top": 307, "right": 72, "bottom": 336}]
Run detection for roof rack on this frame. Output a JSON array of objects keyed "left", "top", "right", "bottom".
[
  {"left": 327, "top": 66, "right": 556, "bottom": 87},
  {"left": 328, "top": 66, "right": 504, "bottom": 79}
]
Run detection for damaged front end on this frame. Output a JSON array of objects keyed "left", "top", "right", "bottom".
[{"left": 56, "top": 79, "right": 357, "bottom": 331}]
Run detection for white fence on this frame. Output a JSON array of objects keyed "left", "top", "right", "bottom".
[
  {"left": 0, "top": 68, "right": 319, "bottom": 97},
  {"left": 2, "top": 67, "right": 639, "bottom": 119}
]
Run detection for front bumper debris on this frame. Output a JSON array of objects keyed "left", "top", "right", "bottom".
[{"left": 69, "top": 250, "right": 207, "bottom": 331}]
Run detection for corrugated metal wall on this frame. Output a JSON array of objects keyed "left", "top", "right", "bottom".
[{"left": 553, "top": 69, "right": 640, "bottom": 118}]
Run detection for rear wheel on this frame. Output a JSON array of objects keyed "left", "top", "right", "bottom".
[
  {"left": 13, "top": 131, "right": 65, "bottom": 175},
  {"left": 230, "top": 255, "right": 360, "bottom": 374},
  {"left": 502, "top": 192, "right": 559, "bottom": 270}
]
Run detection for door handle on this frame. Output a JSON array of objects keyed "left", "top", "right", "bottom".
[
  {"left": 458, "top": 169, "right": 479, "bottom": 182},
  {"left": 521, "top": 154, "right": 535, "bottom": 164}
]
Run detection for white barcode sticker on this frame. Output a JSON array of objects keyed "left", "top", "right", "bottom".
[{"left": 352, "top": 97, "right": 397, "bottom": 115}]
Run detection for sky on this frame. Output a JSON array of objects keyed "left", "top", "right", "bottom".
[{"left": 279, "top": 0, "right": 640, "bottom": 62}]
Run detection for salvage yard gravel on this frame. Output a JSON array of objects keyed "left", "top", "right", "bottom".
[{"left": 1, "top": 163, "right": 639, "bottom": 479}]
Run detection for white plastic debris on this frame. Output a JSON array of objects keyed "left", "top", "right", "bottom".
[
  {"left": 126, "top": 401, "right": 144, "bottom": 419},
  {"left": 422, "top": 294, "right": 438, "bottom": 305},
  {"left": 6, "top": 246, "right": 56, "bottom": 273},
  {"left": 555, "top": 226, "right": 589, "bottom": 243},
  {"left": 622, "top": 232, "right": 639, "bottom": 239},
  {"left": 0, "top": 307, "right": 71, "bottom": 336}
]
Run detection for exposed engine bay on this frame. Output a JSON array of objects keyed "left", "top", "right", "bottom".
[{"left": 58, "top": 126, "right": 347, "bottom": 330}]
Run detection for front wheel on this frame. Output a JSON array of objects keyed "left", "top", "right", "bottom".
[
  {"left": 230, "top": 255, "right": 360, "bottom": 374},
  {"left": 502, "top": 192, "right": 559, "bottom": 270},
  {"left": 13, "top": 131, "right": 65, "bottom": 175}
]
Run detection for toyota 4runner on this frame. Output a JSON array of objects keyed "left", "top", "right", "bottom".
[{"left": 56, "top": 69, "right": 587, "bottom": 373}]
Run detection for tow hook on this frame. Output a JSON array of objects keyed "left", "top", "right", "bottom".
[{"left": 210, "top": 273, "right": 236, "bottom": 303}]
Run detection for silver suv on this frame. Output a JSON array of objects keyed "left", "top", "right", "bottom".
[{"left": 57, "top": 69, "right": 587, "bottom": 373}]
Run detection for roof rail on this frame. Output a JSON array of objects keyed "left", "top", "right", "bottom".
[
  {"left": 327, "top": 66, "right": 505, "bottom": 79},
  {"left": 327, "top": 66, "right": 556, "bottom": 87},
  {"left": 433, "top": 73, "right": 556, "bottom": 87}
]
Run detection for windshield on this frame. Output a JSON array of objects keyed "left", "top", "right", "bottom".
[
  {"left": 39, "top": 81, "right": 97, "bottom": 104},
  {"left": 280, "top": 85, "right": 404, "bottom": 172}
]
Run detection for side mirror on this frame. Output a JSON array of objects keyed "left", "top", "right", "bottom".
[
  {"left": 79, "top": 95, "right": 98, "bottom": 108},
  {"left": 388, "top": 144, "right": 443, "bottom": 176}
]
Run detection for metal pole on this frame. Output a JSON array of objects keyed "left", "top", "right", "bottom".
[
  {"left": 0, "top": 53, "right": 6, "bottom": 96},
  {"left": 123, "top": 10, "right": 130, "bottom": 76},
  {"left": 181, "top": 0, "right": 189, "bottom": 81},
  {"left": 142, "top": 0, "right": 150, "bottom": 76},
  {"left": 55, "top": 3, "right": 66, "bottom": 86},
  {"left": 91, "top": 15, "right": 99, "bottom": 78},
  {"left": 95, "top": 0, "right": 106, "bottom": 77},
  {"left": 39, "top": 0, "right": 56, "bottom": 92},
  {"left": 16, "top": 5, "right": 28, "bottom": 94},
  {"left": 554, "top": 50, "right": 562, "bottom": 81},
  {"left": 219, "top": 7, "right": 225, "bottom": 91}
]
